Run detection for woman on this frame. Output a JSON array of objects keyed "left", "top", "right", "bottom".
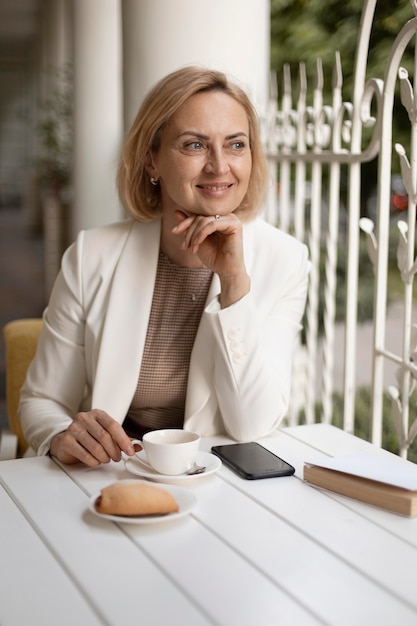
[{"left": 19, "top": 66, "right": 309, "bottom": 466}]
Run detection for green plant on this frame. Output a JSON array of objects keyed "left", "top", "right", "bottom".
[
  {"left": 35, "top": 65, "right": 73, "bottom": 195},
  {"left": 300, "top": 232, "right": 375, "bottom": 344},
  {"left": 301, "top": 220, "right": 413, "bottom": 344}
]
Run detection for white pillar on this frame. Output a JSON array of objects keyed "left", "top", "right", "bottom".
[
  {"left": 38, "top": 0, "right": 72, "bottom": 97},
  {"left": 122, "top": 0, "right": 270, "bottom": 130},
  {"left": 72, "top": 0, "right": 123, "bottom": 237},
  {"left": 46, "top": 0, "right": 72, "bottom": 74}
]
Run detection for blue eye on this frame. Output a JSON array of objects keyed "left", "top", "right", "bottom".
[
  {"left": 187, "top": 141, "right": 204, "bottom": 151},
  {"left": 231, "top": 140, "right": 246, "bottom": 150}
]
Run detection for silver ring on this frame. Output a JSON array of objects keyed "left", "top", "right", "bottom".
[{"left": 214, "top": 214, "right": 221, "bottom": 221}]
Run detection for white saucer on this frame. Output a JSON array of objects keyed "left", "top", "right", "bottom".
[
  {"left": 88, "top": 481, "right": 197, "bottom": 524},
  {"left": 124, "top": 450, "right": 221, "bottom": 484}
]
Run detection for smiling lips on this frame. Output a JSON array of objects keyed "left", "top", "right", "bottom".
[{"left": 197, "top": 183, "right": 233, "bottom": 191}]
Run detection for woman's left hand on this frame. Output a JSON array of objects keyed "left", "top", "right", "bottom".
[{"left": 172, "top": 211, "right": 250, "bottom": 307}]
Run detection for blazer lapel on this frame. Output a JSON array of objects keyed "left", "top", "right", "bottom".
[
  {"left": 92, "top": 220, "right": 161, "bottom": 422},
  {"left": 92, "top": 218, "right": 256, "bottom": 427}
]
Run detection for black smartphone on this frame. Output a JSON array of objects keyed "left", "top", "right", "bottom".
[{"left": 211, "top": 442, "right": 295, "bottom": 480}]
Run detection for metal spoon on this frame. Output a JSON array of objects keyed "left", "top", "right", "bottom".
[{"left": 186, "top": 462, "right": 206, "bottom": 475}]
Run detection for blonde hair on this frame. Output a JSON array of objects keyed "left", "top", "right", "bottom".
[{"left": 117, "top": 66, "right": 269, "bottom": 222}]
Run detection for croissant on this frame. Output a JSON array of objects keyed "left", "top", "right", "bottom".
[{"left": 95, "top": 481, "right": 179, "bottom": 517}]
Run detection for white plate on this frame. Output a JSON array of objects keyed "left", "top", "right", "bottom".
[
  {"left": 88, "top": 481, "right": 197, "bottom": 524},
  {"left": 124, "top": 450, "right": 221, "bottom": 484}
]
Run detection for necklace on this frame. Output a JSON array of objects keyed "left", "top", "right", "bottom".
[{"left": 158, "top": 250, "right": 212, "bottom": 303}]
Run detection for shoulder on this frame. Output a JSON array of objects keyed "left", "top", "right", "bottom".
[
  {"left": 78, "top": 218, "right": 136, "bottom": 248},
  {"left": 62, "top": 218, "right": 160, "bottom": 278},
  {"left": 57, "top": 218, "right": 160, "bottom": 308},
  {"left": 68, "top": 218, "right": 159, "bottom": 259}
]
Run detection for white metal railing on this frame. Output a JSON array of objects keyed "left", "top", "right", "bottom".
[{"left": 262, "top": 0, "right": 417, "bottom": 458}]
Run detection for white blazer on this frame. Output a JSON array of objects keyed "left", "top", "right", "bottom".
[{"left": 20, "top": 217, "right": 309, "bottom": 455}]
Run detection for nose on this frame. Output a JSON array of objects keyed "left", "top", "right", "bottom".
[{"left": 204, "top": 147, "right": 230, "bottom": 175}]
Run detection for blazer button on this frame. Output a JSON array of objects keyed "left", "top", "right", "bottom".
[
  {"left": 227, "top": 328, "right": 241, "bottom": 340},
  {"left": 232, "top": 350, "right": 245, "bottom": 363}
]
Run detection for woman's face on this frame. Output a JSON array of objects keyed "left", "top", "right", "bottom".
[{"left": 150, "top": 90, "right": 252, "bottom": 219}]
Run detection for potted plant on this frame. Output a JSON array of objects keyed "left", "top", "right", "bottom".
[
  {"left": 35, "top": 65, "right": 73, "bottom": 198},
  {"left": 34, "top": 65, "right": 73, "bottom": 295}
]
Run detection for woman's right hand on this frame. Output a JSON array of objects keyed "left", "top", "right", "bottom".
[{"left": 49, "top": 409, "right": 137, "bottom": 466}]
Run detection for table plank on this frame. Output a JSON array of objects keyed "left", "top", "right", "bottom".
[
  {"left": 191, "top": 476, "right": 417, "bottom": 626},
  {"left": 0, "top": 457, "right": 212, "bottom": 626},
  {"left": 277, "top": 424, "right": 417, "bottom": 543},
  {"left": 0, "top": 486, "right": 103, "bottom": 626},
  {"left": 63, "top": 461, "right": 325, "bottom": 626},
  {"left": 65, "top": 448, "right": 417, "bottom": 626},
  {"left": 3, "top": 426, "right": 417, "bottom": 626},
  {"left": 202, "top": 429, "right": 417, "bottom": 625}
]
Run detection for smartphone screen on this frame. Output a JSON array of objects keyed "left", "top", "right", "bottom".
[{"left": 211, "top": 442, "right": 295, "bottom": 480}]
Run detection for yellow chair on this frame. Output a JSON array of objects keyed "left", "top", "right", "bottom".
[{"left": 2, "top": 318, "right": 43, "bottom": 458}]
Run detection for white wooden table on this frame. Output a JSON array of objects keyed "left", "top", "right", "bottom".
[{"left": 1, "top": 423, "right": 417, "bottom": 626}]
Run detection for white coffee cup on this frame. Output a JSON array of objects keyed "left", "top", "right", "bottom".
[{"left": 131, "top": 429, "right": 200, "bottom": 475}]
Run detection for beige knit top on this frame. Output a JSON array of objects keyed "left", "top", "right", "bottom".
[{"left": 124, "top": 250, "right": 213, "bottom": 438}]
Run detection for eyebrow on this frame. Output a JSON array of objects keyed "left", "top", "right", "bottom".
[{"left": 178, "top": 131, "right": 249, "bottom": 140}]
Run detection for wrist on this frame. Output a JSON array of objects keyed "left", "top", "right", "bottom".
[{"left": 219, "top": 273, "right": 250, "bottom": 308}]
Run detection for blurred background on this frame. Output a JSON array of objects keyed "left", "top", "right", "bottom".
[
  {"left": 0, "top": 0, "right": 272, "bottom": 432},
  {"left": 0, "top": 0, "right": 413, "bottom": 445}
]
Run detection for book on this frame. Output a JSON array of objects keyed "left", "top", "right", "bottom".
[{"left": 303, "top": 454, "right": 417, "bottom": 516}]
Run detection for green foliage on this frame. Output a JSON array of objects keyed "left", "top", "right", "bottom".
[
  {"left": 35, "top": 65, "right": 73, "bottom": 195},
  {"left": 300, "top": 229, "right": 375, "bottom": 343},
  {"left": 275, "top": 2, "right": 417, "bottom": 461},
  {"left": 271, "top": 0, "right": 362, "bottom": 89},
  {"left": 270, "top": 0, "right": 415, "bottom": 158},
  {"left": 270, "top": 0, "right": 414, "bottom": 85},
  {"left": 333, "top": 232, "right": 376, "bottom": 325},
  {"left": 302, "top": 222, "right": 410, "bottom": 343}
]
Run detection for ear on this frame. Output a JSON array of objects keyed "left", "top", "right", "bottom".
[{"left": 144, "top": 151, "right": 158, "bottom": 178}]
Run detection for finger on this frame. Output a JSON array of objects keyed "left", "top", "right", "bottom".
[
  {"left": 72, "top": 410, "right": 132, "bottom": 462},
  {"left": 178, "top": 215, "right": 218, "bottom": 250},
  {"left": 67, "top": 421, "right": 114, "bottom": 464},
  {"left": 172, "top": 216, "right": 200, "bottom": 248},
  {"left": 173, "top": 210, "right": 189, "bottom": 224},
  {"left": 130, "top": 439, "right": 143, "bottom": 452},
  {"left": 172, "top": 211, "right": 193, "bottom": 235},
  {"left": 187, "top": 217, "right": 226, "bottom": 253},
  {"left": 93, "top": 410, "right": 136, "bottom": 456},
  {"left": 54, "top": 430, "right": 108, "bottom": 467},
  {"left": 89, "top": 428, "right": 123, "bottom": 462}
]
